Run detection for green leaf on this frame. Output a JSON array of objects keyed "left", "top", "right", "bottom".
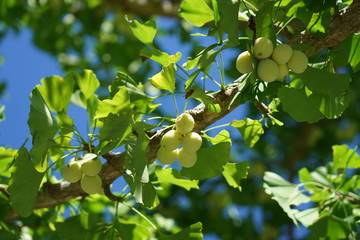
[
  {"left": 184, "top": 69, "right": 201, "bottom": 90},
  {"left": 95, "top": 86, "right": 130, "bottom": 119},
  {"left": 222, "top": 161, "right": 249, "bottom": 191},
  {"left": 126, "top": 18, "right": 157, "bottom": 45},
  {"left": 114, "top": 218, "right": 152, "bottom": 240},
  {"left": 188, "top": 86, "right": 220, "bottom": 113},
  {"left": 99, "top": 112, "right": 132, "bottom": 141},
  {"left": 332, "top": 145, "right": 360, "bottom": 169},
  {"left": 294, "top": 208, "right": 319, "bottom": 228},
  {"left": 55, "top": 216, "right": 88, "bottom": 240},
  {"left": 0, "top": 147, "right": 17, "bottom": 178},
  {"left": 255, "top": 1, "right": 276, "bottom": 41},
  {"left": 0, "top": 105, "right": 5, "bottom": 122},
  {"left": 217, "top": 0, "right": 240, "bottom": 45},
  {"left": 159, "top": 222, "right": 203, "bottom": 240},
  {"left": 148, "top": 63, "right": 176, "bottom": 93},
  {"left": 331, "top": 33, "right": 360, "bottom": 72},
  {"left": 300, "top": 67, "right": 351, "bottom": 97},
  {"left": 303, "top": 0, "right": 336, "bottom": 12},
  {"left": 179, "top": 0, "right": 214, "bottom": 27},
  {"left": 8, "top": 146, "right": 45, "bottom": 217},
  {"left": 230, "top": 118, "right": 264, "bottom": 147},
  {"left": 72, "top": 69, "right": 100, "bottom": 101},
  {"left": 278, "top": 86, "right": 323, "bottom": 123},
  {"left": 309, "top": 93, "right": 349, "bottom": 119},
  {"left": 181, "top": 130, "right": 231, "bottom": 180},
  {"left": 37, "top": 75, "right": 74, "bottom": 112},
  {"left": 28, "top": 88, "right": 59, "bottom": 172},
  {"left": 140, "top": 48, "right": 182, "bottom": 66},
  {"left": 306, "top": 10, "right": 331, "bottom": 37},
  {"left": 263, "top": 171, "right": 311, "bottom": 226},
  {"left": 155, "top": 167, "right": 199, "bottom": 191}
]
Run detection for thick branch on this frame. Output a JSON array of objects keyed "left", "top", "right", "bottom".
[
  {"left": 5, "top": 0, "right": 360, "bottom": 222},
  {"left": 290, "top": 0, "right": 360, "bottom": 55}
]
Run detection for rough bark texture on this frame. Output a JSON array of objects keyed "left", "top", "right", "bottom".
[{"left": 5, "top": 0, "right": 360, "bottom": 222}]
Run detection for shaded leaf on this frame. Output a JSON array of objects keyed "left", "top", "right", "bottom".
[
  {"left": 28, "top": 88, "right": 59, "bottom": 172},
  {"left": 255, "top": 1, "right": 276, "bottom": 41},
  {"left": 181, "top": 130, "right": 231, "bottom": 180},
  {"left": 159, "top": 222, "right": 203, "bottom": 240},
  {"left": 309, "top": 93, "right": 349, "bottom": 119},
  {"left": 155, "top": 167, "right": 199, "bottom": 191},
  {"left": 217, "top": 0, "right": 240, "bottom": 45},
  {"left": 99, "top": 112, "right": 132, "bottom": 141},
  {"left": 230, "top": 118, "right": 264, "bottom": 147},
  {"left": 179, "top": 0, "right": 214, "bottom": 27},
  {"left": 222, "top": 161, "right": 249, "bottom": 191},
  {"left": 300, "top": 67, "right": 351, "bottom": 97},
  {"left": 55, "top": 216, "right": 88, "bottom": 240},
  {"left": 278, "top": 86, "right": 323, "bottom": 123},
  {"left": 8, "top": 146, "right": 45, "bottom": 217}
]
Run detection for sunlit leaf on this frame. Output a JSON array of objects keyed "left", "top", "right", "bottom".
[
  {"left": 332, "top": 145, "right": 360, "bottom": 169},
  {"left": 263, "top": 171, "right": 311, "bottom": 226},
  {"left": 159, "top": 222, "right": 203, "bottom": 240},
  {"left": 95, "top": 86, "right": 130, "bottom": 119},
  {"left": 230, "top": 118, "right": 264, "bottom": 147},
  {"left": 179, "top": 0, "right": 214, "bottom": 27},
  {"left": 0, "top": 105, "right": 5, "bottom": 122},
  {"left": 37, "top": 75, "right": 74, "bottom": 112},
  {"left": 140, "top": 48, "right": 182, "bottom": 66},
  {"left": 28, "top": 88, "right": 59, "bottom": 172},
  {"left": 8, "top": 146, "right": 45, "bottom": 217},
  {"left": 155, "top": 167, "right": 199, "bottom": 191},
  {"left": 0, "top": 147, "right": 17, "bottom": 178},
  {"left": 126, "top": 18, "right": 157, "bottom": 46},
  {"left": 222, "top": 161, "right": 249, "bottom": 191},
  {"left": 148, "top": 63, "right": 176, "bottom": 93},
  {"left": 181, "top": 130, "right": 231, "bottom": 180},
  {"left": 72, "top": 69, "right": 100, "bottom": 101}
]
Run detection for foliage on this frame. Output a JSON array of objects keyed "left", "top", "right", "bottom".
[{"left": 0, "top": 0, "right": 359, "bottom": 239}]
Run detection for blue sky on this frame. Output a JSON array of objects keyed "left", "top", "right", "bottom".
[{"left": 0, "top": 28, "right": 63, "bottom": 149}]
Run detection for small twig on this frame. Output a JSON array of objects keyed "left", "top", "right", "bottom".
[{"left": 254, "top": 101, "right": 270, "bottom": 118}]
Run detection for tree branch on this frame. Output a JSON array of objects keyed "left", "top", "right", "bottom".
[
  {"left": 289, "top": 0, "right": 360, "bottom": 55},
  {"left": 5, "top": 0, "right": 360, "bottom": 222}
]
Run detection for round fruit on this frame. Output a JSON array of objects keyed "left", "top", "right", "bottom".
[
  {"left": 253, "top": 37, "right": 274, "bottom": 60},
  {"left": 157, "top": 147, "right": 178, "bottom": 165},
  {"left": 81, "top": 158, "right": 102, "bottom": 176},
  {"left": 236, "top": 51, "right": 253, "bottom": 74},
  {"left": 80, "top": 174, "right": 102, "bottom": 194},
  {"left": 61, "top": 161, "right": 82, "bottom": 183},
  {"left": 257, "top": 59, "right": 280, "bottom": 82},
  {"left": 277, "top": 64, "right": 289, "bottom": 81},
  {"left": 182, "top": 132, "right": 202, "bottom": 153},
  {"left": 160, "top": 130, "right": 183, "bottom": 150},
  {"left": 287, "top": 50, "right": 308, "bottom": 74},
  {"left": 175, "top": 113, "right": 195, "bottom": 135},
  {"left": 178, "top": 148, "right": 197, "bottom": 168},
  {"left": 271, "top": 44, "right": 293, "bottom": 64}
]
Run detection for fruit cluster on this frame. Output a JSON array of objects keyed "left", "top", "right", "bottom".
[
  {"left": 61, "top": 154, "right": 103, "bottom": 195},
  {"left": 157, "top": 113, "right": 202, "bottom": 168},
  {"left": 236, "top": 37, "right": 308, "bottom": 82}
]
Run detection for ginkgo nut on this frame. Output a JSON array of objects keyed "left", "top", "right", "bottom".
[
  {"left": 182, "top": 132, "right": 202, "bottom": 153},
  {"left": 178, "top": 148, "right": 197, "bottom": 168}
]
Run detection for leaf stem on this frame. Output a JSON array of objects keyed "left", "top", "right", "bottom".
[
  {"left": 122, "top": 202, "right": 158, "bottom": 230},
  {"left": 203, "top": 123, "right": 231, "bottom": 133}
]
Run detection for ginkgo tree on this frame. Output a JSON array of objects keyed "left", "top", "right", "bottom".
[{"left": 0, "top": 0, "right": 360, "bottom": 239}]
